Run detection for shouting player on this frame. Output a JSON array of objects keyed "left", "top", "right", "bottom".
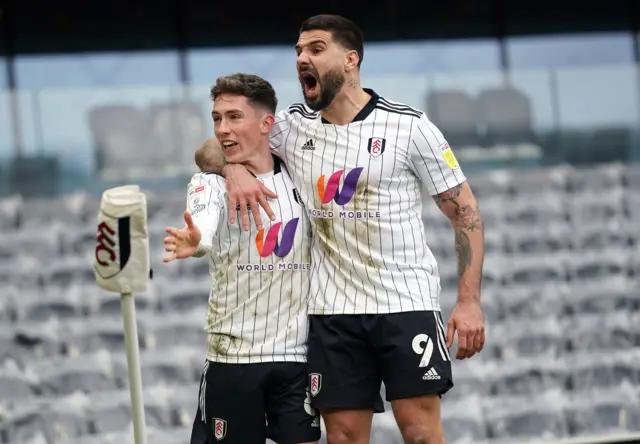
[
  {"left": 215, "top": 15, "right": 485, "bottom": 444},
  {"left": 163, "top": 73, "right": 320, "bottom": 444}
]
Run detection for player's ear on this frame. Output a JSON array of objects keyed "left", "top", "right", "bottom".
[
  {"left": 260, "top": 113, "right": 275, "bottom": 135},
  {"left": 344, "top": 49, "right": 359, "bottom": 73}
]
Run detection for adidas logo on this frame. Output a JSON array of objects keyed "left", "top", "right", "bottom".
[
  {"left": 301, "top": 139, "right": 315, "bottom": 151},
  {"left": 422, "top": 367, "right": 441, "bottom": 381}
]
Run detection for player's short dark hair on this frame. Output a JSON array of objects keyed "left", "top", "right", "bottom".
[
  {"left": 210, "top": 73, "right": 277, "bottom": 114},
  {"left": 300, "top": 14, "right": 364, "bottom": 68}
]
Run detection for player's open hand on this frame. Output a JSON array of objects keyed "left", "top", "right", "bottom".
[
  {"left": 163, "top": 211, "right": 202, "bottom": 262},
  {"left": 446, "top": 299, "right": 485, "bottom": 359},
  {"left": 223, "top": 164, "right": 278, "bottom": 231}
]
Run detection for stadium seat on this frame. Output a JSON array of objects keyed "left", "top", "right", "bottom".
[
  {"left": 491, "top": 356, "right": 569, "bottom": 397},
  {"left": 567, "top": 383, "right": 640, "bottom": 436},
  {"left": 562, "top": 275, "right": 636, "bottom": 316},
  {"left": 0, "top": 393, "right": 91, "bottom": 444},
  {"left": 503, "top": 193, "right": 567, "bottom": 228},
  {"left": 503, "top": 224, "right": 572, "bottom": 255},
  {"left": 442, "top": 396, "right": 487, "bottom": 443},
  {"left": 0, "top": 225, "right": 61, "bottom": 263},
  {"left": 566, "top": 162, "right": 625, "bottom": 194},
  {"left": 496, "top": 284, "right": 565, "bottom": 321},
  {"left": 113, "top": 347, "right": 201, "bottom": 388},
  {"left": 502, "top": 253, "right": 568, "bottom": 288},
  {"left": 34, "top": 350, "right": 119, "bottom": 396},
  {"left": 139, "top": 310, "right": 206, "bottom": 351},
  {"left": 569, "top": 349, "right": 640, "bottom": 392},
  {"left": 491, "top": 317, "right": 565, "bottom": 360},
  {"left": 162, "top": 383, "right": 201, "bottom": 428},
  {"left": 564, "top": 311, "right": 635, "bottom": 353},
  {"left": 3, "top": 319, "right": 64, "bottom": 367},
  {"left": 566, "top": 249, "right": 629, "bottom": 283},
  {"left": 61, "top": 317, "right": 147, "bottom": 357},
  {"left": 0, "top": 360, "right": 38, "bottom": 401},
  {"left": 483, "top": 390, "right": 570, "bottom": 441},
  {"left": 624, "top": 163, "right": 640, "bottom": 189},
  {"left": 155, "top": 277, "right": 211, "bottom": 313},
  {"left": 0, "top": 195, "right": 21, "bottom": 230},
  {"left": 507, "top": 165, "right": 570, "bottom": 196}
]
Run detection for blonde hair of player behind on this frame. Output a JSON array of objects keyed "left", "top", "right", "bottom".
[{"left": 195, "top": 138, "right": 227, "bottom": 173}]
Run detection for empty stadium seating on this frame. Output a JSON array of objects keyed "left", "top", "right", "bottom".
[{"left": 0, "top": 162, "right": 639, "bottom": 444}]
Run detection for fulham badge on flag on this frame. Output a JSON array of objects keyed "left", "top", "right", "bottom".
[{"left": 367, "top": 137, "right": 386, "bottom": 158}]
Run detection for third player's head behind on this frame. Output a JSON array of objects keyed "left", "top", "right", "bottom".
[
  {"left": 296, "top": 14, "right": 364, "bottom": 111},
  {"left": 210, "top": 73, "right": 278, "bottom": 175}
]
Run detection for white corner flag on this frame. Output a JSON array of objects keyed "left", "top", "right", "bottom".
[{"left": 94, "top": 185, "right": 150, "bottom": 444}]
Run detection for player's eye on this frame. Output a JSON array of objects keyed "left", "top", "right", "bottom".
[
  {"left": 212, "top": 116, "right": 221, "bottom": 122},
  {"left": 311, "top": 48, "right": 322, "bottom": 55}
]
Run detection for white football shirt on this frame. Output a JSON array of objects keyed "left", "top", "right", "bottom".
[
  {"left": 186, "top": 160, "right": 311, "bottom": 364},
  {"left": 269, "top": 89, "right": 466, "bottom": 315}
]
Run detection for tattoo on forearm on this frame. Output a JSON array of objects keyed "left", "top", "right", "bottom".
[
  {"left": 455, "top": 228, "right": 472, "bottom": 276},
  {"left": 433, "top": 184, "right": 483, "bottom": 277}
]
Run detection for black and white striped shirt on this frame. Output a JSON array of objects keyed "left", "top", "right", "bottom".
[
  {"left": 187, "top": 162, "right": 311, "bottom": 363},
  {"left": 269, "top": 89, "right": 466, "bottom": 315}
]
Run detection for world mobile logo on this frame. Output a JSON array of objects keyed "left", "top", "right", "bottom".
[
  {"left": 237, "top": 218, "right": 309, "bottom": 272},
  {"left": 314, "top": 167, "right": 380, "bottom": 219}
]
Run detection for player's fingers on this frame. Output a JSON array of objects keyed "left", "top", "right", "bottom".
[
  {"left": 260, "top": 183, "right": 278, "bottom": 200},
  {"left": 256, "top": 193, "right": 276, "bottom": 222},
  {"left": 237, "top": 197, "right": 250, "bottom": 232},
  {"left": 165, "top": 244, "right": 176, "bottom": 253},
  {"left": 165, "top": 227, "right": 179, "bottom": 237},
  {"left": 473, "top": 329, "right": 484, "bottom": 354},
  {"left": 163, "top": 235, "right": 177, "bottom": 244},
  {"left": 228, "top": 193, "right": 238, "bottom": 225},
  {"left": 463, "top": 331, "right": 477, "bottom": 359},
  {"left": 184, "top": 211, "right": 194, "bottom": 228},
  {"left": 446, "top": 318, "right": 455, "bottom": 349},
  {"left": 249, "top": 198, "right": 264, "bottom": 231},
  {"left": 162, "top": 253, "right": 177, "bottom": 263},
  {"left": 456, "top": 330, "right": 469, "bottom": 360}
]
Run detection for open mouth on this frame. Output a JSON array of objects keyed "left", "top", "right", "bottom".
[
  {"left": 221, "top": 141, "right": 239, "bottom": 152},
  {"left": 300, "top": 71, "right": 320, "bottom": 98}
]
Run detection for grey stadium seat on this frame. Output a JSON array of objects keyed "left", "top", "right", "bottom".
[
  {"left": 569, "top": 349, "right": 640, "bottom": 392},
  {"left": 464, "top": 170, "right": 511, "bottom": 199},
  {"left": 13, "top": 286, "right": 92, "bottom": 323},
  {"left": 503, "top": 193, "right": 567, "bottom": 228},
  {"left": 0, "top": 319, "right": 64, "bottom": 367},
  {"left": 497, "top": 284, "right": 564, "bottom": 320},
  {"left": 39, "top": 256, "right": 96, "bottom": 289},
  {"left": 60, "top": 317, "right": 147, "bottom": 357},
  {"left": 564, "top": 311, "right": 635, "bottom": 353},
  {"left": 0, "top": 360, "right": 38, "bottom": 401},
  {"left": 445, "top": 359, "right": 495, "bottom": 400},
  {"left": 0, "top": 256, "right": 42, "bottom": 289},
  {"left": 1, "top": 393, "right": 91, "bottom": 444},
  {"left": 567, "top": 384, "right": 640, "bottom": 436},
  {"left": 566, "top": 189, "right": 626, "bottom": 227},
  {"left": 623, "top": 163, "right": 640, "bottom": 189},
  {"left": 507, "top": 165, "right": 570, "bottom": 196},
  {"left": 139, "top": 310, "right": 206, "bottom": 351},
  {"left": 0, "top": 225, "right": 61, "bottom": 263},
  {"left": 162, "top": 383, "right": 201, "bottom": 428},
  {"left": 87, "top": 386, "right": 174, "bottom": 434},
  {"left": 34, "top": 350, "right": 119, "bottom": 396},
  {"left": 566, "top": 249, "right": 629, "bottom": 284},
  {"left": 503, "top": 224, "right": 572, "bottom": 255},
  {"left": 491, "top": 356, "right": 569, "bottom": 397},
  {"left": 113, "top": 347, "right": 201, "bottom": 388},
  {"left": 502, "top": 253, "right": 568, "bottom": 288},
  {"left": 491, "top": 316, "right": 565, "bottom": 361},
  {"left": 483, "top": 390, "right": 570, "bottom": 441},
  {"left": 156, "top": 277, "right": 211, "bottom": 313},
  {"left": 571, "top": 220, "right": 633, "bottom": 252},
  {"left": 562, "top": 275, "right": 636, "bottom": 316},
  {"left": 441, "top": 396, "right": 487, "bottom": 443},
  {"left": 425, "top": 89, "right": 479, "bottom": 147},
  {"left": 566, "top": 162, "right": 625, "bottom": 194}
]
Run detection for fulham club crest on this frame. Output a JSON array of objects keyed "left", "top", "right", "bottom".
[
  {"left": 367, "top": 137, "right": 386, "bottom": 158},
  {"left": 309, "top": 373, "right": 322, "bottom": 397},
  {"left": 213, "top": 418, "right": 227, "bottom": 441}
]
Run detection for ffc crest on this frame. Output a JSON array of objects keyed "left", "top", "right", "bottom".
[
  {"left": 309, "top": 373, "right": 322, "bottom": 397},
  {"left": 367, "top": 137, "right": 386, "bottom": 158},
  {"left": 213, "top": 417, "right": 227, "bottom": 441},
  {"left": 94, "top": 216, "right": 131, "bottom": 279}
]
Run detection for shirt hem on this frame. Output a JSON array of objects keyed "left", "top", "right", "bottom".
[
  {"left": 308, "top": 306, "right": 442, "bottom": 315},
  {"left": 205, "top": 353, "right": 307, "bottom": 364}
]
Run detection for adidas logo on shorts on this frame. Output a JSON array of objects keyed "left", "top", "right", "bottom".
[{"left": 422, "top": 367, "right": 441, "bottom": 380}]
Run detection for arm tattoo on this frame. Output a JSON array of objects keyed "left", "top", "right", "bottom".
[
  {"left": 455, "top": 228, "right": 472, "bottom": 276},
  {"left": 433, "top": 184, "right": 483, "bottom": 276}
]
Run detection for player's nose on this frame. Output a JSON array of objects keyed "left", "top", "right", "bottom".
[{"left": 296, "top": 52, "right": 311, "bottom": 68}]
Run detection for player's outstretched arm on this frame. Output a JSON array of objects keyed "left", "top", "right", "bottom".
[
  {"left": 433, "top": 182, "right": 485, "bottom": 360},
  {"left": 203, "top": 138, "right": 278, "bottom": 231}
]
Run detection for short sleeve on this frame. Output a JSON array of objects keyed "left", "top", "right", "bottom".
[
  {"left": 408, "top": 113, "right": 466, "bottom": 196},
  {"left": 186, "top": 173, "right": 225, "bottom": 256},
  {"left": 269, "top": 109, "right": 290, "bottom": 157}
]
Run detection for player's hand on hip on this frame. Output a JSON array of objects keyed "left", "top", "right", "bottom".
[
  {"left": 446, "top": 299, "right": 485, "bottom": 360},
  {"left": 163, "top": 211, "right": 202, "bottom": 262},
  {"left": 223, "top": 164, "right": 278, "bottom": 232}
]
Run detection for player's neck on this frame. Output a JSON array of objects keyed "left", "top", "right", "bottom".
[
  {"left": 243, "top": 147, "right": 274, "bottom": 176},
  {"left": 320, "top": 82, "right": 370, "bottom": 125}
]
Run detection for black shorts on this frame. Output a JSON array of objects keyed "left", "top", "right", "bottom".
[
  {"left": 307, "top": 311, "right": 453, "bottom": 411},
  {"left": 190, "top": 360, "right": 321, "bottom": 444}
]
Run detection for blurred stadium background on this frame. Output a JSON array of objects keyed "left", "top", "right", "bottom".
[{"left": 1, "top": 0, "right": 640, "bottom": 443}]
